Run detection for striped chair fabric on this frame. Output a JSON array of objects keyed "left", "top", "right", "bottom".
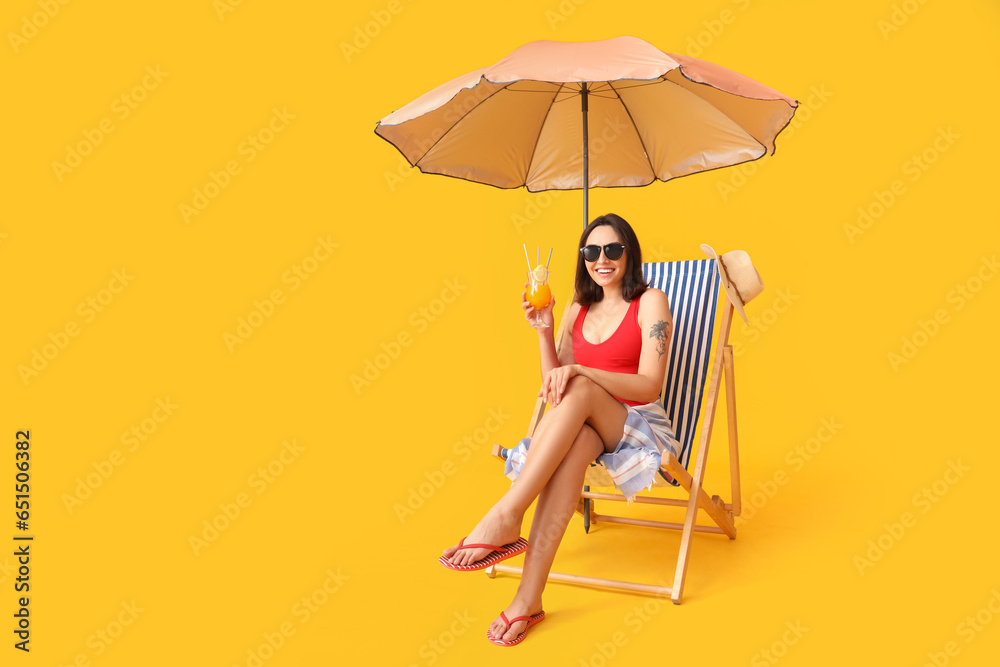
[
  {"left": 582, "top": 258, "right": 720, "bottom": 489},
  {"left": 643, "top": 259, "right": 720, "bottom": 482}
]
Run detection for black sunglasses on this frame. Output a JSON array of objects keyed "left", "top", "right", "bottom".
[{"left": 580, "top": 243, "right": 625, "bottom": 262}]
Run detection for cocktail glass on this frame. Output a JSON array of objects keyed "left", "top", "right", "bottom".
[{"left": 526, "top": 268, "right": 551, "bottom": 329}]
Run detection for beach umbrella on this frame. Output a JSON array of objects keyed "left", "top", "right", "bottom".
[{"left": 375, "top": 36, "right": 798, "bottom": 228}]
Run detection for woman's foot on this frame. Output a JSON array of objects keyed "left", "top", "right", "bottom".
[
  {"left": 487, "top": 596, "right": 544, "bottom": 644},
  {"left": 441, "top": 505, "right": 522, "bottom": 567}
]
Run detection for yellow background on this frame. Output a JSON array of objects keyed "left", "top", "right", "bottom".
[{"left": 3, "top": 0, "right": 999, "bottom": 664}]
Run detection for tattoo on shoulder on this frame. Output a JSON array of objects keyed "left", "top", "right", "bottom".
[{"left": 650, "top": 319, "right": 672, "bottom": 359}]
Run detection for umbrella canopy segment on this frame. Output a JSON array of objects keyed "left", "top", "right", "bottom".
[{"left": 375, "top": 36, "right": 798, "bottom": 194}]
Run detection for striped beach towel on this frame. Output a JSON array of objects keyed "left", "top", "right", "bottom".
[{"left": 504, "top": 400, "right": 680, "bottom": 502}]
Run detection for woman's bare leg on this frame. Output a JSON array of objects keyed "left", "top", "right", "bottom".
[
  {"left": 443, "top": 376, "right": 626, "bottom": 567},
  {"left": 487, "top": 423, "right": 603, "bottom": 642}
]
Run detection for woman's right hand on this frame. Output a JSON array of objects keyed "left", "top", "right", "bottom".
[{"left": 522, "top": 283, "right": 556, "bottom": 329}]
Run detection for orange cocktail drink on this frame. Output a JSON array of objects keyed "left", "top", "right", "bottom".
[
  {"left": 527, "top": 283, "right": 551, "bottom": 310},
  {"left": 526, "top": 262, "right": 551, "bottom": 329}
]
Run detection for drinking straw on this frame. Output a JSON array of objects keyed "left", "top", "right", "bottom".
[
  {"left": 523, "top": 244, "right": 533, "bottom": 273},
  {"left": 536, "top": 247, "right": 540, "bottom": 268},
  {"left": 545, "top": 248, "right": 553, "bottom": 269}
]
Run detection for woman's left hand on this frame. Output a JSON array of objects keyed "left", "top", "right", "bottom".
[{"left": 539, "top": 364, "right": 581, "bottom": 406}]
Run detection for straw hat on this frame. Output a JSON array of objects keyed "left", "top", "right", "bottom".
[{"left": 701, "top": 244, "right": 763, "bottom": 325}]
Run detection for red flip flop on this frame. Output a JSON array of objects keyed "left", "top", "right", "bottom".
[
  {"left": 438, "top": 537, "right": 528, "bottom": 571},
  {"left": 487, "top": 610, "right": 546, "bottom": 646}
]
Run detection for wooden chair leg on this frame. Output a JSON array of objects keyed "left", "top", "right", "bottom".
[
  {"left": 724, "top": 345, "right": 741, "bottom": 517},
  {"left": 671, "top": 302, "right": 734, "bottom": 604},
  {"left": 662, "top": 457, "right": 736, "bottom": 538}
]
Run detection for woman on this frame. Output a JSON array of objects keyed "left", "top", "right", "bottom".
[{"left": 440, "top": 213, "right": 678, "bottom": 646}]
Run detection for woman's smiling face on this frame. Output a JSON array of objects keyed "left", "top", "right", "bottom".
[{"left": 583, "top": 225, "right": 626, "bottom": 291}]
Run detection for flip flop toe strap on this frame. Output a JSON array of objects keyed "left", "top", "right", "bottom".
[
  {"left": 497, "top": 611, "right": 534, "bottom": 637},
  {"left": 503, "top": 613, "right": 533, "bottom": 628},
  {"left": 457, "top": 540, "right": 505, "bottom": 551}
]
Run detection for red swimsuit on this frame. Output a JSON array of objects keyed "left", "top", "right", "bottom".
[{"left": 572, "top": 297, "right": 643, "bottom": 406}]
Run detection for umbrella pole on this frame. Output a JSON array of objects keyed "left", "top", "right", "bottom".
[{"left": 581, "top": 82, "right": 590, "bottom": 230}]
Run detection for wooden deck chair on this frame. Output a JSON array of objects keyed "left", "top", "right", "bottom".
[{"left": 488, "top": 258, "right": 742, "bottom": 604}]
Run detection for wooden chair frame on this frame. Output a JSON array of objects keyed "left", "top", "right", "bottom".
[{"left": 488, "top": 267, "right": 742, "bottom": 604}]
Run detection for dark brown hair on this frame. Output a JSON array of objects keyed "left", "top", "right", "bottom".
[{"left": 574, "top": 213, "right": 648, "bottom": 306}]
